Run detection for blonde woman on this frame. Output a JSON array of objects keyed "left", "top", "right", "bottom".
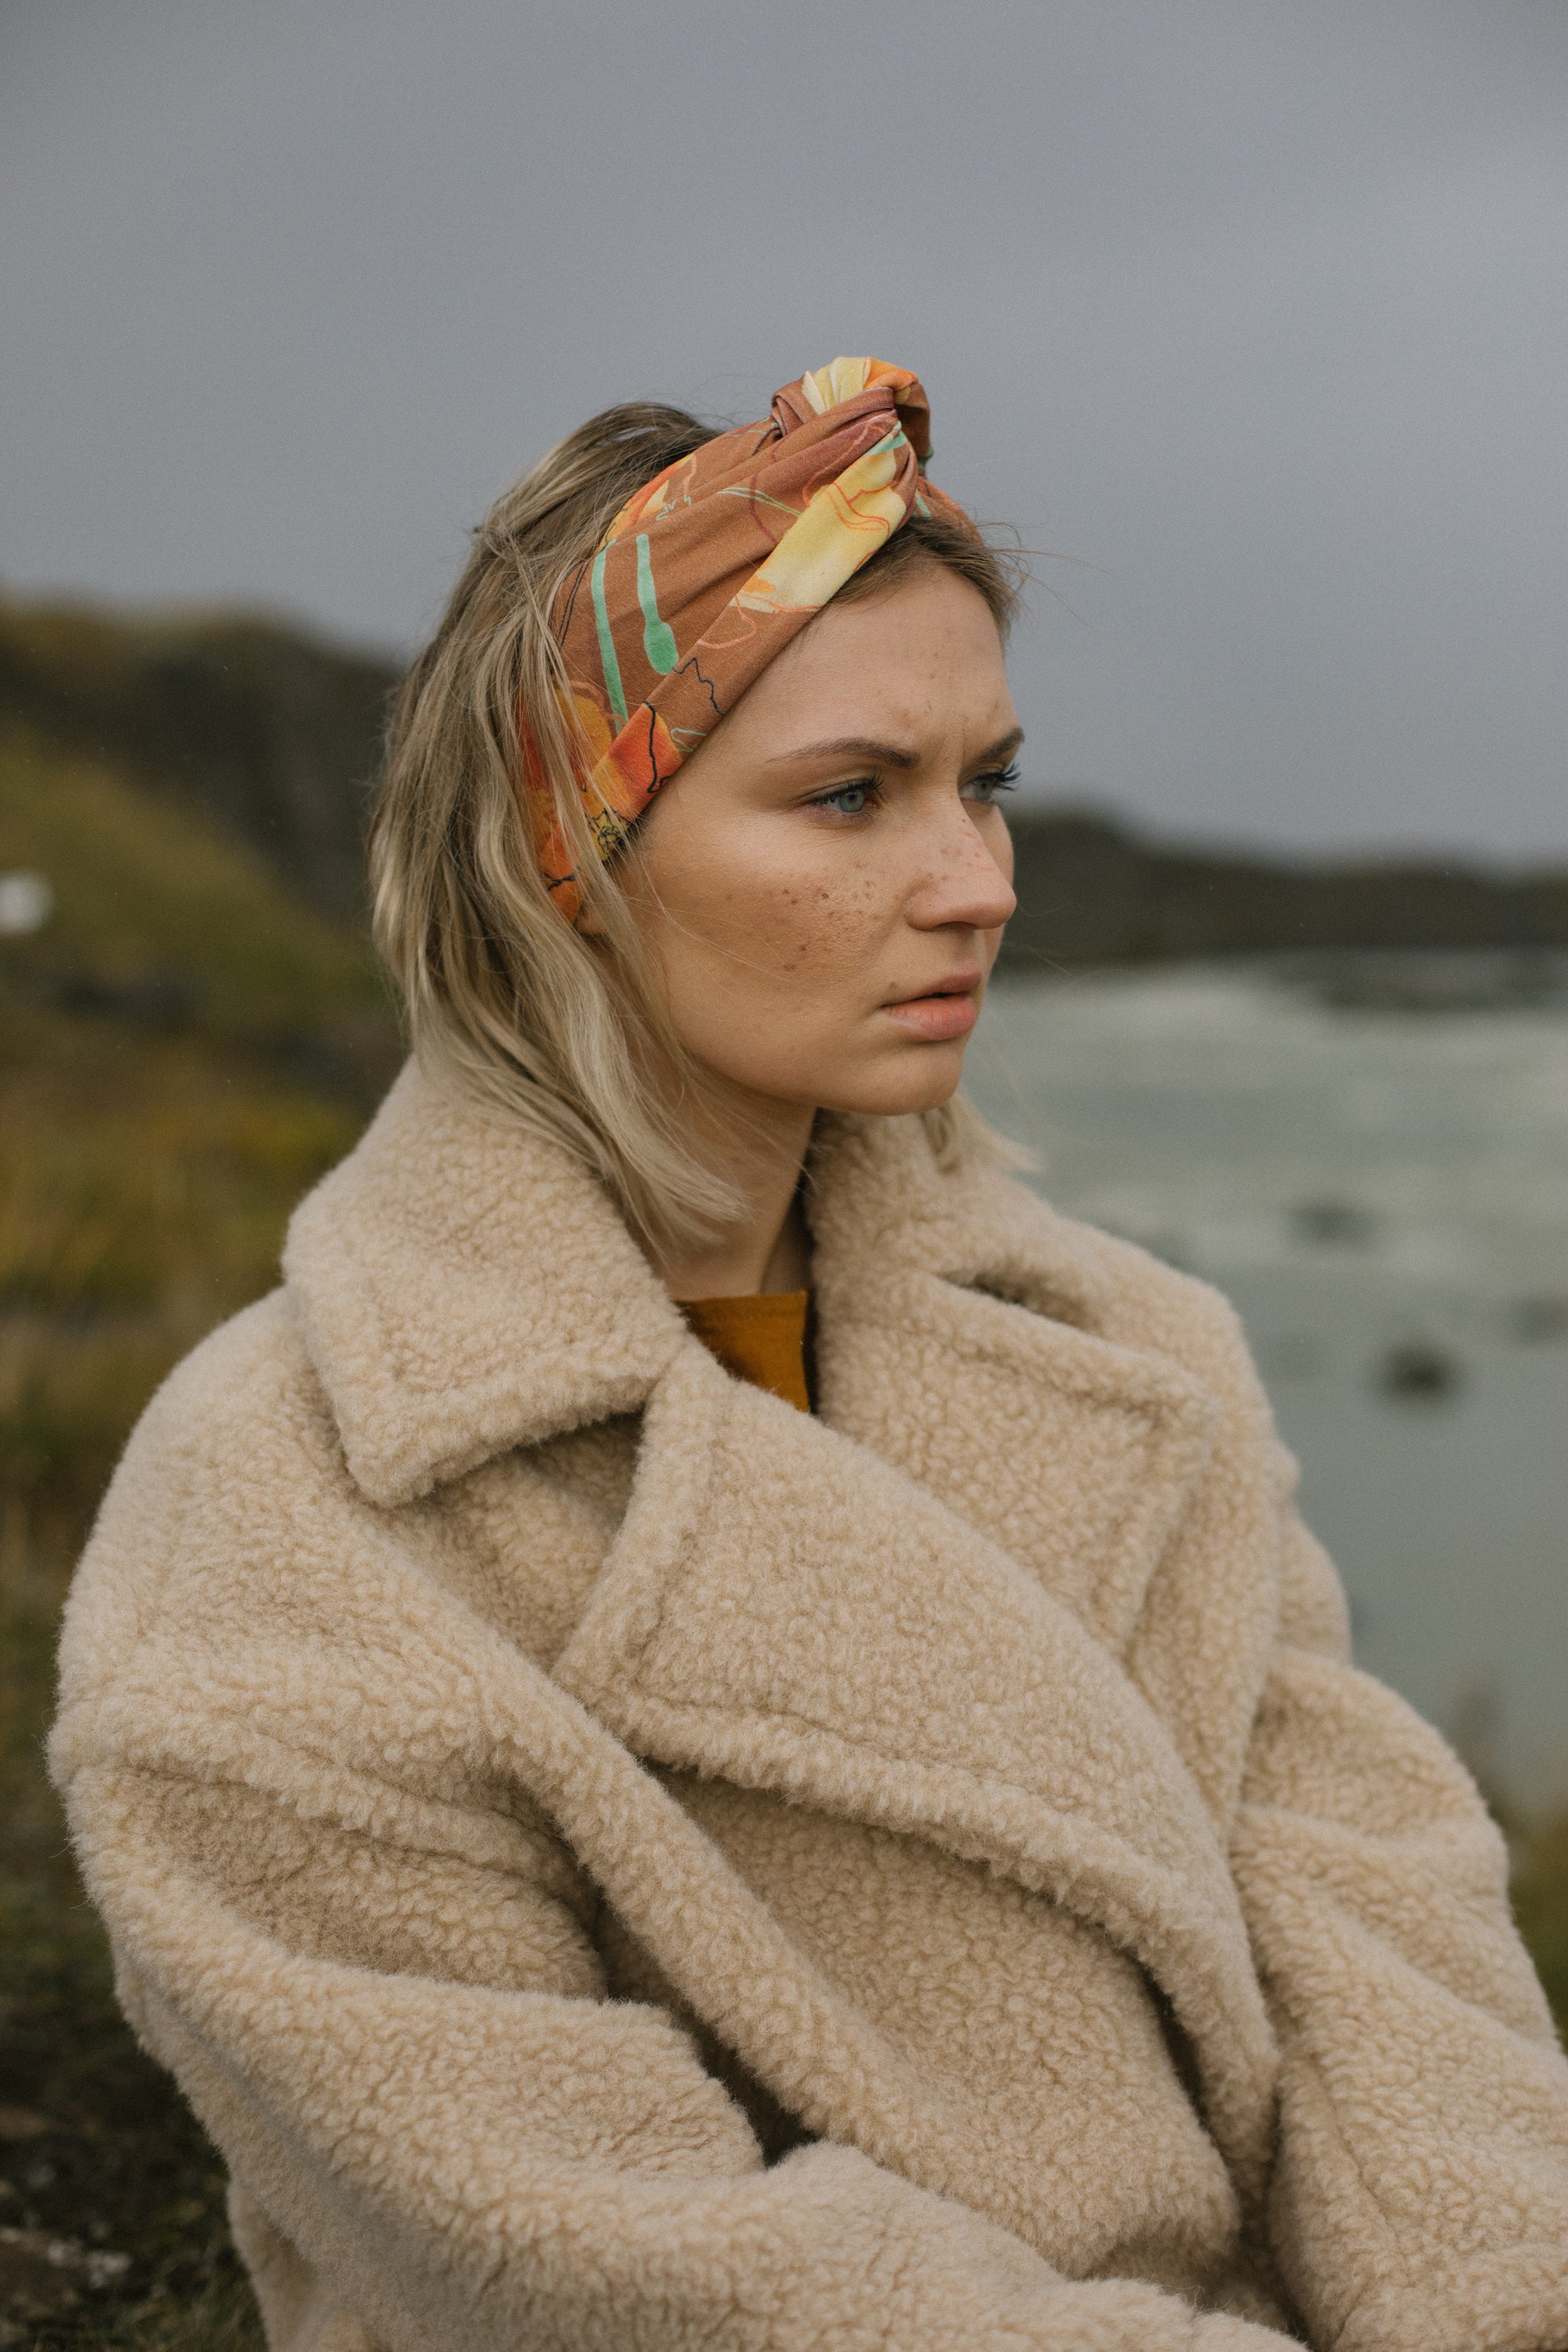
[{"left": 52, "top": 361, "right": 1568, "bottom": 2352}]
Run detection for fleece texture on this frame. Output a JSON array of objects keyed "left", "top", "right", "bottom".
[{"left": 49, "top": 1064, "right": 1568, "bottom": 2352}]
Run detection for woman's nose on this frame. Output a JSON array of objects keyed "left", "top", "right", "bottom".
[{"left": 907, "top": 804, "right": 1018, "bottom": 933}]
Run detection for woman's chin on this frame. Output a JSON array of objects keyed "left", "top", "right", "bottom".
[{"left": 814, "top": 1046, "right": 970, "bottom": 1121}]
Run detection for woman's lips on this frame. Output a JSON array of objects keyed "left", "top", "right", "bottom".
[{"left": 883, "top": 984, "right": 981, "bottom": 1042}]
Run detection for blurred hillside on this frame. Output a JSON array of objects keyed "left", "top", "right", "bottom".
[
  {"left": 0, "top": 603, "right": 402, "bottom": 2346},
  {"left": 0, "top": 597, "right": 394, "bottom": 921},
  {"left": 1, "top": 595, "right": 1565, "bottom": 2342}
]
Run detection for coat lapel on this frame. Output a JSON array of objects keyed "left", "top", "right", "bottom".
[
  {"left": 282, "top": 1064, "right": 687, "bottom": 1507},
  {"left": 816, "top": 1268, "right": 1219, "bottom": 1657},
  {"left": 808, "top": 1108, "right": 1225, "bottom": 1657},
  {"left": 552, "top": 1330, "right": 1277, "bottom": 2194}
]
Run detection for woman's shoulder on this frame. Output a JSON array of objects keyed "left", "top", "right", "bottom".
[
  {"left": 112, "top": 1286, "right": 342, "bottom": 1507},
  {"left": 53, "top": 1290, "right": 366, "bottom": 1705}
]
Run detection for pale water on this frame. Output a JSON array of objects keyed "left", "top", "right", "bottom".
[{"left": 965, "top": 961, "right": 1568, "bottom": 1790}]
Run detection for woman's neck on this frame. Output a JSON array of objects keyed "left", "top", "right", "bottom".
[{"left": 648, "top": 1094, "right": 815, "bottom": 1301}]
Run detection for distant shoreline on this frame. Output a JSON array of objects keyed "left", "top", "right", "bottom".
[{"left": 1000, "top": 806, "right": 1568, "bottom": 970}]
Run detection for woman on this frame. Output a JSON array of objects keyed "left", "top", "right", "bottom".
[{"left": 52, "top": 360, "right": 1568, "bottom": 2352}]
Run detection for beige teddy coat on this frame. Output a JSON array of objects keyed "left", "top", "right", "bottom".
[{"left": 51, "top": 1065, "right": 1568, "bottom": 2352}]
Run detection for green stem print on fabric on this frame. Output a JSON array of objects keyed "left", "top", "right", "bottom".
[
  {"left": 636, "top": 536, "right": 679, "bottom": 675},
  {"left": 590, "top": 546, "right": 628, "bottom": 725}
]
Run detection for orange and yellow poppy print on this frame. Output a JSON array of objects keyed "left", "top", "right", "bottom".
[{"left": 524, "top": 357, "right": 974, "bottom": 919}]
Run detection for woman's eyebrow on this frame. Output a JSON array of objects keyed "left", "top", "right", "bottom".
[
  {"left": 768, "top": 734, "right": 920, "bottom": 769},
  {"left": 971, "top": 726, "right": 1025, "bottom": 768},
  {"left": 768, "top": 726, "right": 1025, "bottom": 770}
]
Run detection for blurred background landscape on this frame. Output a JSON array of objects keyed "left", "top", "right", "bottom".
[{"left": 4, "top": 1, "right": 1566, "bottom": 2342}]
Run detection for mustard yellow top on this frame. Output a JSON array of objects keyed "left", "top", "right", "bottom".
[{"left": 677, "top": 1290, "right": 812, "bottom": 1414}]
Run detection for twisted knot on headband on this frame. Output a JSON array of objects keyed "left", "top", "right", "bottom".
[{"left": 524, "top": 356, "right": 973, "bottom": 920}]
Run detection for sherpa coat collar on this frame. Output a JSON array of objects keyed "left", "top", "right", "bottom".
[
  {"left": 282, "top": 1061, "right": 1116, "bottom": 1508},
  {"left": 284, "top": 1064, "right": 1278, "bottom": 2194}
]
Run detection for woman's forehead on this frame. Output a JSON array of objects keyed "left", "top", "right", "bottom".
[{"left": 731, "top": 570, "right": 1014, "bottom": 739}]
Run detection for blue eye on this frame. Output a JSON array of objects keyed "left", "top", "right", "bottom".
[
  {"left": 814, "top": 780, "right": 874, "bottom": 815},
  {"left": 964, "top": 761, "right": 1021, "bottom": 804}
]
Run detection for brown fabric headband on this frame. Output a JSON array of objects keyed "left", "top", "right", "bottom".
[{"left": 523, "top": 356, "right": 973, "bottom": 920}]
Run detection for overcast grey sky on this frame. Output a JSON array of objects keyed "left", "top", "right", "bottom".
[{"left": 4, "top": 1, "right": 1566, "bottom": 855}]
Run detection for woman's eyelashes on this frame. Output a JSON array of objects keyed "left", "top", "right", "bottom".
[
  {"left": 962, "top": 760, "right": 1021, "bottom": 804},
  {"left": 808, "top": 762, "right": 1020, "bottom": 818}
]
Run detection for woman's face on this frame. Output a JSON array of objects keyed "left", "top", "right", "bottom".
[{"left": 622, "top": 564, "right": 1020, "bottom": 1122}]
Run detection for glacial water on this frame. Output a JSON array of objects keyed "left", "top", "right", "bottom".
[{"left": 965, "top": 959, "right": 1568, "bottom": 1789}]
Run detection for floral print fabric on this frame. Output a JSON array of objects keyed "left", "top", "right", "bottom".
[{"left": 527, "top": 357, "right": 971, "bottom": 918}]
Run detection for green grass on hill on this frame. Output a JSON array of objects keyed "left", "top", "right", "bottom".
[
  {"left": 0, "top": 721, "right": 387, "bottom": 1040},
  {"left": 0, "top": 594, "right": 397, "bottom": 923},
  {"left": 1, "top": 723, "right": 397, "bottom": 2345}
]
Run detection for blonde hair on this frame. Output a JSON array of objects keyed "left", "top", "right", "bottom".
[{"left": 368, "top": 400, "right": 1027, "bottom": 1255}]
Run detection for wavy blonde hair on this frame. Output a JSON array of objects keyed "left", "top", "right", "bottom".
[{"left": 368, "top": 400, "right": 1026, "bottom": 1255}]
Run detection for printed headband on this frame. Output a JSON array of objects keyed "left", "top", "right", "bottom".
[{"left": 524, "top": 356, "right": 973, "bottom": 920}]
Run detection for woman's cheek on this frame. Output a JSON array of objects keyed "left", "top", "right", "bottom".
[
  {"left": 705, "top": 877, "right": 870, "bottom": 985},
  {"left": 777, "top": 864, "right": 890, "bottom": 971}
]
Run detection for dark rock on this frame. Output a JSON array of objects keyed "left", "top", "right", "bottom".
[
  {"left": 1377, "top": 1339, "right": 1463, "bottom": 1401},
  {"left": 1294, "top": 1200, "right": 1377, "bottom": 1247}
]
